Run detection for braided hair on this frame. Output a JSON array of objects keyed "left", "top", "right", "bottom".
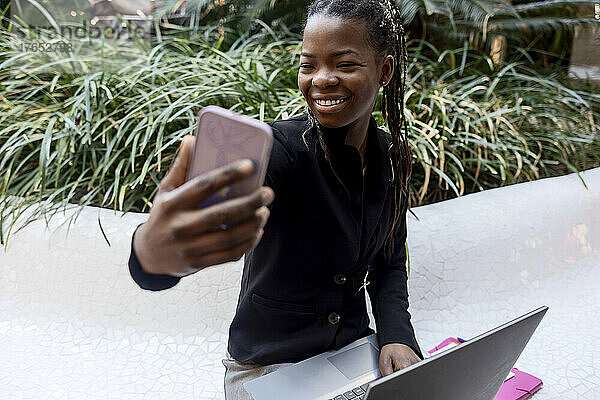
[{"left": 303, "top": 0, "right": 412, "bottom": 261}]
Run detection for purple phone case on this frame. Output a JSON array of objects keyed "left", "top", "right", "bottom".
[{"left": 186, "top": 106, "right": 273, "bottom": 208}]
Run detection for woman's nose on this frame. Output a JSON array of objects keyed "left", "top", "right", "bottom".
[{"left": 312, "top": 69, "right": 338, "bottom": 88}]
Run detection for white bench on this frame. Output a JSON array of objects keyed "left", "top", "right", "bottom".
[{"left": 1, "top": 168, "right": 599, "bottom": 399}]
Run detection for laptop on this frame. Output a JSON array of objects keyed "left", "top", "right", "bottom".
[{"left": 244, "top": 306, "right": 548, "bottom": 400}]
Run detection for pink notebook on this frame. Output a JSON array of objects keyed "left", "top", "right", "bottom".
[{"left": 494, "top": 368, "right": 543, "bottom": 400}]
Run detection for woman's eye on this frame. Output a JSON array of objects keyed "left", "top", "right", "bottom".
[{"left": 299, "top": 64, "right": 314, "bottom": 70}]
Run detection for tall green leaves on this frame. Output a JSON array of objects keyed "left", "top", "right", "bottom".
[
  {"left": 397, "top": 43, "right": 599, "bottom": 204},
  {"left": 398, "top": 0, "right": 518, "bottom": 25},
  {"left": 0, "top": 22, "right": 302, "bottom": 243},
  {"left": 0, "top": 19, "right": 598, "bottom": 244}
]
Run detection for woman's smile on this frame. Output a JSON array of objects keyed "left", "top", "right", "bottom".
[{"left": 311, "top": 96, "right": 351, "bottom": 113}]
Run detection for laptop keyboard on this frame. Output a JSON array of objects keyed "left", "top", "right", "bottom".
[{"left": 329, "top": 382, "right": 372, "bottom": 400}]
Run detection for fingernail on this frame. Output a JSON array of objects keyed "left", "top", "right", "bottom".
[
  {"left": 256, "top": 206, "right": 269, "bottom": 220},
  {"left": 236, "top": 159, "right": 253, "bottom": 172},
  {"left": 261, "top": 207, "right": 270, "bottom": 220},
  {"left": 261, "top": 189, "right": 274, "bottom": 204}
]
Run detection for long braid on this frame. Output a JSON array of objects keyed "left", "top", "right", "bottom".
[
  {"left": 381, "top": 0, "right": 412, "bottom": 260},
  {"left": 305, "top": 0, "right": 412, "bottom": 261}
]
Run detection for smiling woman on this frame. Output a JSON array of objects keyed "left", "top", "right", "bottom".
[
  {"left": 300, "top": 0, "right": 412, "bottom": 263},
  {"left": 126, "top": 1, "right": 423, "bottom": 399},
  {"left": 298, "top": 16, "right": 390, "bottom": 139},
  {"left": 222, "top": 0, "right": 423, "bottom": 398}
]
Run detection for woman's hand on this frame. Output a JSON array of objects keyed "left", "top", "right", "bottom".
[
  {"left": 133, "top": 135, "right": 275, "bottom": 278},
  {"left": 379, "top": 343, "right": 421, "bottom": 377}
]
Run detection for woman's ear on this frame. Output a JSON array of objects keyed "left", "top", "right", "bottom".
[{"left": 379, "top": 54, "right": 395, "bottom": 87}]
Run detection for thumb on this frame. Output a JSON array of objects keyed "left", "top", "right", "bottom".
[{"left": 158, "top": 135, "right": 195, "bottom": 195}]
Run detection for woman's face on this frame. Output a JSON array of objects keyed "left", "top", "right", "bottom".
[{"left": 298, "top": 15, "right": 393, "bottom": 130}]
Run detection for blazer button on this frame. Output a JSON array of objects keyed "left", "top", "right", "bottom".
[
  {"left": 334, "top": 274, "right": 347, "bottom": 285},
  {"left": 328, "top": 312, "right": 341, "bottom": 325}
]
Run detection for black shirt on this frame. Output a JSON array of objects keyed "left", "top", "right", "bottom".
[{"left": 129, "top": 114, "right": 422, "bottom": 365}]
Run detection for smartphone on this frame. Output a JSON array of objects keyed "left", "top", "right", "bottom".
[{"left": 186, "top": 106, "right": 273, "bottom": 208}]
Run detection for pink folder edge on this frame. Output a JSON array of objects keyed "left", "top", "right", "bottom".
[
  {"left": 427, "top": 337, "right": 461, "bottom": 354},
  {"left": 494, "top": 368, "right": 543, "bottom": 400}
]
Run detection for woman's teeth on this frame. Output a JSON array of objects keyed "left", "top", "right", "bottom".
[{"left": 314, "top": 98, "right": 348, "bottom": 106}]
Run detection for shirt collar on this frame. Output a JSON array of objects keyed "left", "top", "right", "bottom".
[
  {"left": 308, "top": 115, "right": 393, "bottom": 187},
  {"left": 315, "top": 117, "right": 390, "bottom": 157}
]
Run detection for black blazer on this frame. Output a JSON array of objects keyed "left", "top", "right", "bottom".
[{"left": 129, "top": 114, "right": 422, "bottom": 366}]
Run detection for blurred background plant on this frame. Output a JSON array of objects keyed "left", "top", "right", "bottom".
[
  {"left": 0, "top": 0, "right": 598, "bottom": 243},
  {"left": 159, "top": 0, "right": 600, "bottom": 66}
]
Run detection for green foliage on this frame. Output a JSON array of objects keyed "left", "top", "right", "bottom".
[
  {"left": 155, "top": 0, "right": 309, "bottom": 30},
  {"left": 155, "top": 0, "right": 599, "bottom": 32},
  {"left": 398, "top": 0, "right": 519, "bottom": 26},
  {"left": 399, "top": 40, "right": 600, "bottom": 204},
  {"left": 153, "top": 0, "right": 600, "bottom": 72},
  {"left": 0, "top": 18, "right": 598, "bottom": 244},
  {"left": 0, "top": 20, "right": 303, "bottom": 242}
]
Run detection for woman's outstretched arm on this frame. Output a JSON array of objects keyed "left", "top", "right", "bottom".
[{"left": 129, "top": 135, "right": 274, "bottom": 291}]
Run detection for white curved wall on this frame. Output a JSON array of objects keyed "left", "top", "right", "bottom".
[
  {"left": 407, "top": 169, "right": 600, "bottom": 399},
  {"left": 1, "top": 168, "right": 599, "bottom": 399}
]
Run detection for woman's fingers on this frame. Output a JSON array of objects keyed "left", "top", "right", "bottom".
[
  {"left": 136, "top": 135, "right": 276, "bottom": 277},
  {"left": 162, "top": 158, "right": 255, "bottom": 212},
  {"left": 186, "top": 234, "right": 261, "bottom": 273},
  {"left": 169, "top": 188, "right": 274, "bottom": 239},
  {"left": 379, "top": 344, "right": 421, "bottom": 377},
  {"left": 178, "top": 207, "right": 269, "bottom": 259},
  {"left": 157, "top": 135, "right": 196, "bottom": 195},
  {"left": 379, "top": 352, "right": 394, "bottom": 377},
  {"left": 392, "top": 356, "right": 411, "bottom": 371}
]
